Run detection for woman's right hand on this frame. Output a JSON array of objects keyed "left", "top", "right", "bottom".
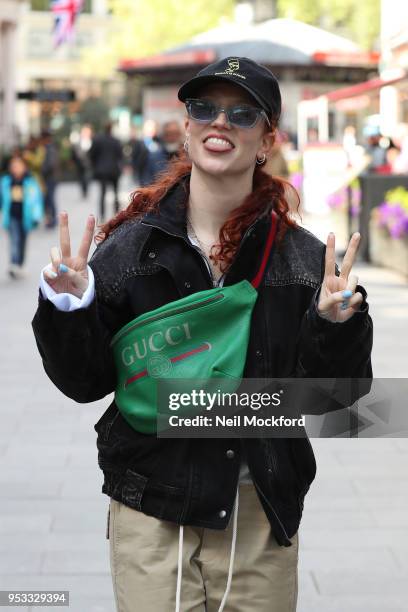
[{"left": 44, "top": 211, "right": 96, "bottom": 298}]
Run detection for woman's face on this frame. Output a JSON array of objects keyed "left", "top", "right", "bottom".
[
  {"left": 9, "top": 157, "right": 26, "bottom": 179},
  {"left": 185, "top": 82, "right": 274, "bottom": 178}
]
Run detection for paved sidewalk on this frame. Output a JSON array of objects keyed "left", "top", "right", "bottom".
[
  {"left": 298, "top": 210, "right": 408, "bottom": 611},
  {"left": 0, "top": 181, "right": 407, "bottom": 611}
]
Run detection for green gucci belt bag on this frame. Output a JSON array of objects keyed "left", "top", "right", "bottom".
[{"left": 110, "top": 212, "right": 278, "bottom": 434}]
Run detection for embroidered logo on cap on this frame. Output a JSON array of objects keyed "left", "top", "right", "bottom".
[
  {"left": 226, "top": 58, "right": 239, "bottom": 73},
  {"left": 214, "top": 58, "right": 246, "bottom": 80}
]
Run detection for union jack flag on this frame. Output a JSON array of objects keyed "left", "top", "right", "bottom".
[{"left": 51, "top": 0, "right": 84, "bottom": 47}]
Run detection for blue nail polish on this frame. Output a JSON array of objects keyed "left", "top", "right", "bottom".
[
  {"left": 340, "top": 301, "right": 348, "bottom": 310},
  {"left": 342, "top": 290, "right": 352, "bottom": 298},
  {"left": 59, "top": 263, "right": 68, "bottom": 273}
]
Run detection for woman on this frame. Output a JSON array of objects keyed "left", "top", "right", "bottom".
[
  {"left": 32, "top": 57, "right": 373, "bottom": 612},
  {"left": 1, "top": 153, "right": 43, "bottom": 279}
]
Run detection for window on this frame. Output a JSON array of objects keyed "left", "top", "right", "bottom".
[{"left": 31, "top": 0, "right": 92, "bottom": 12}]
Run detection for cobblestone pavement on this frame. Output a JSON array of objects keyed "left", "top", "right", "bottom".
[{"left": 0, "top": 180, "right": 407, "bottom": 611}]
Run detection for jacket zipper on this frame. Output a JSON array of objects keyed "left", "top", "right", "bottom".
[
  {"left": 195, "top": 246, "right": 219, "bottom": 288},
  {"left": 141, "top": 218, "right": 260, "bottom": 288},
  {"left": 111, "top": 293, "right": 224, "bottom": 346}
]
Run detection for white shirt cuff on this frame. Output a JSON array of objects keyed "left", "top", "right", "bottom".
[{"left": 40, "top": 265, "right": 95, "bottom": 312}]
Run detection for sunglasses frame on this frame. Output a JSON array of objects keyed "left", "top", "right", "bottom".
[{"left": 185, "top": 98, "right": 271, "bottom": 129}]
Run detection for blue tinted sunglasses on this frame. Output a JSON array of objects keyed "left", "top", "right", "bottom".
[{"left": 185, "top": 98, "right": 271, "bottom": 129}]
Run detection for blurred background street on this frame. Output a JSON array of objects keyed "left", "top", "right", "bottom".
[{"left": 1, "top": 0, "right": 408, "bottom": 610}]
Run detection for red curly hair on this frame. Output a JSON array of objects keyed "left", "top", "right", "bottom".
[{"left": 96, "top": 154, "right": 299, "bottom": 273}]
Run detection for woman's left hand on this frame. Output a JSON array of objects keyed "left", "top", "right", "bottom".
[{"left": 317, "top": 232, "right": 364, "bottom": 323}]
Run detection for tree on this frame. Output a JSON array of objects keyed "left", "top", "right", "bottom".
[
  {"left": 276, "top": 0, "right": 381, "bottom": 50},
  {"left": 77, "top": 97, "right": 110, "bottom": 132},
  {"left": 81, "top": 0, "right": 234, "bottom": 78}
]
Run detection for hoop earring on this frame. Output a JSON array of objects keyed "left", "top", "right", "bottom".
[{"left": 256, "top": 153, "right": 266, "bottom": 165}]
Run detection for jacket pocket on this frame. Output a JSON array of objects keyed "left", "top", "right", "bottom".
[{"left": 121, "top": 469, "right": 148, "bottom": 511}]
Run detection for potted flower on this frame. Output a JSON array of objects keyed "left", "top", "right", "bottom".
[
  {"left": 326, "top": 179, "right": 361, "bottom": 216},
  {"left": 325, "top": 179, "right": 361, "bottom": 246},
  {"left": 370, "top": 187, "right": 408, "bottom": 277}
]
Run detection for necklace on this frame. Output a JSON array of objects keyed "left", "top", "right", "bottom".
[
  {"left": 186, "top": 216, "right": 223, "bottom": 284},
  {"left": 186, "top": 216, "right": 216, "bottom": 252}
]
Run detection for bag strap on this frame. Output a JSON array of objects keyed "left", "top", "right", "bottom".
[{"left": 251, "top": 210, "right": 279, "bottom": 290}]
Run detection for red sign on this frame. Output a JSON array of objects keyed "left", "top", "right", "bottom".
[{"left": 313, "top": 51, "right": 380, "bottom": 66}]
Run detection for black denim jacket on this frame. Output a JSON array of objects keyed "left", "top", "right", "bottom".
[{"left": 32, "top": 179, "right": 373, "bottom": 546}]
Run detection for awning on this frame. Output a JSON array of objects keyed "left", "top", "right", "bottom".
[
  {"left": 312, "top": 51, "right": 379, "bottom": 66},
  {"left": 326, "top": 69, "right": 407, "bottom": 101}
]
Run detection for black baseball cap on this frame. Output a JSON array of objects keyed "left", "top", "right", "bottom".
[{"left": 178, "top": 56, "right": 281, "bottom": 121}]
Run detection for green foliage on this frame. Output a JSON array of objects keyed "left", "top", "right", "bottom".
[
  {"left": 276, "top": 0, "right": 380, "bottom": 50},
  {"left": 108, "top": 0, "right": 234, "bottom": 57},
  {"left": 81, "top": 0, "right": 234, "bottom": 77},
  {"left": 384, "top": 187, "right": 408, "bottom": 213},
  {"left": 276, "top": 0, "right": 321, "bottom": 24}
]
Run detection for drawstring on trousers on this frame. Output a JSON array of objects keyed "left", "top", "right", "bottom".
[
  {"left": 175, "top": 525, "right": 184, "bottom": 612},
  {"left": 175, "top": 488, "right": 240, "bottom": 612},
  {"left": 217, "top": 487, "right": 239, "bottom": 612}
]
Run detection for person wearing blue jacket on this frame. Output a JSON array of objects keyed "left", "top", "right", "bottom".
[{"left": 1, "top": 154, "right": 44, "bottom": 279}]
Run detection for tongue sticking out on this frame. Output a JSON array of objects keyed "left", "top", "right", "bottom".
[{"left": 204, "top": 137, "right": 234, "bottom": 152}]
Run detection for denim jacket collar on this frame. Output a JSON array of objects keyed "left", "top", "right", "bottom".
[{"left": 139, "top": 175, "right": 275, "bottom": 288}]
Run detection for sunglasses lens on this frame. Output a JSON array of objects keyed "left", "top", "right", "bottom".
[
  {"left": 229, "top": 107, "right": 259, "bottom": 128},
  {"left": 187, "top": 100, "right": 215, "bottom": 122},
  {"left": 186, "top": 99, "right": 264, "bottom": 128}
]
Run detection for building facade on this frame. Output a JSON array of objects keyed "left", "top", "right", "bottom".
[
  {"left": 0, "top": 0, "right": 25, "bottom": 151},
  {"left": 379, "top": 0, "right": 408, "bottom": 134},
  {"left": 297, "top": 0, "right": 408, "bottom": 148},
  {"left": 13, "top": 0, "right": 123, "bottom": 144}
]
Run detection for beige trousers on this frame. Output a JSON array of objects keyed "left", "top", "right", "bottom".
[{"left": 107, "top": 483, "right": 298, "bottom": 612}]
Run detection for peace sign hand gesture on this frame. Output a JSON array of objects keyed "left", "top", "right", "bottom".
[
  {"left": 317, "top": 232, "right": 363, "bottom": 323},
  {"left": 44, "top": 211, "right": 96, "bottom": 299}
]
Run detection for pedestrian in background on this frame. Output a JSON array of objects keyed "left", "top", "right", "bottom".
[
  {"left": 128, "top": 127, "right": 149, "bottom": 186},
  {"left": 364, "top": 129, "right": 387, "bottom": 173},
  {"left": 23, "top": 135, "right": 45, "bottom": 193},
  {"left": 89, "top": 122, "right": 123, "bottom": 221},
  {"left": 389, "top": 123, "right": 408, "bottom": 174},
  {"left": 1, "top": 154, "right": 43, "bottom": 279},
  {"left": 140, "top": 120, "right": 184, "bottom": 185},
  {"left": 40, "top": 130, "right": 59, "bottom": 229},
  {"left": 71, "top": 124, "right": 93, "bottom": 200}
]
